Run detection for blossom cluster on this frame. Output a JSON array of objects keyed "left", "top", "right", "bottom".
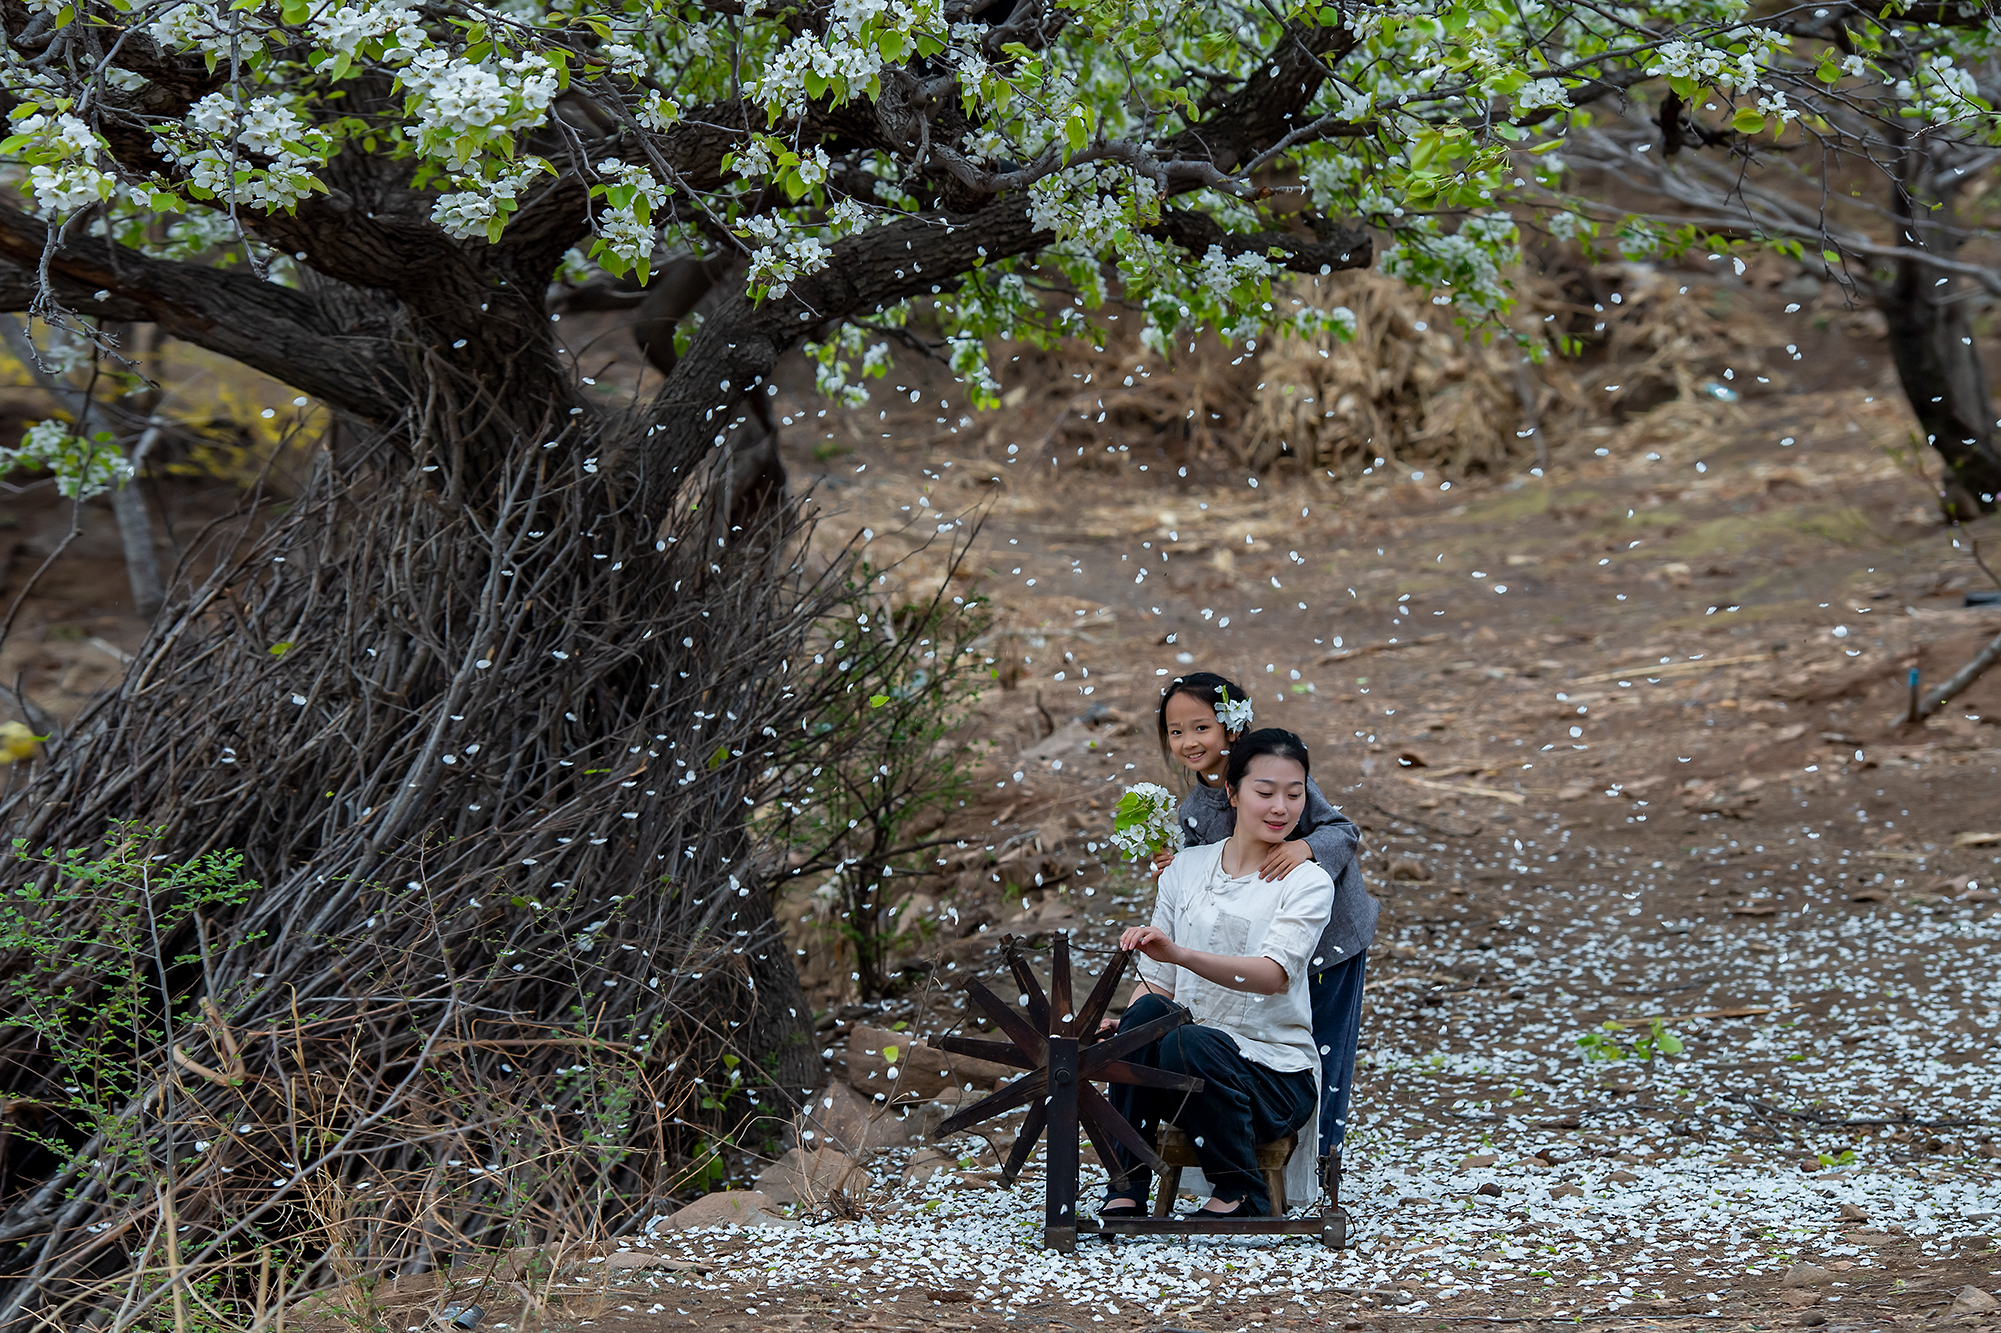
[
  {"left": 152, "top": 94, "right": 331, "bottom": 212},
  {"left": 2, "top": 421, "right": 132, "bottom": 499},
  {"left": 1109, "top": 783, "right": 1181, "bottom": 860}
]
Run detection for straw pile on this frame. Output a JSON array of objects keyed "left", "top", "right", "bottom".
[{"left": 1240, "top": 262, "right": 1781, "bottom": 481}]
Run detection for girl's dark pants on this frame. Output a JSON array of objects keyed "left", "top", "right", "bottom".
[
  {"left": 1309, "top": 951, "right": 1367, "bottom": 1157},
  {"left": 1104, "top": 993, "right": 1313, "bottom": 1216}
]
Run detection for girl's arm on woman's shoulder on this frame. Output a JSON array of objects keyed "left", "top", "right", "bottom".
[{"left": 1298, "top": 776, "right": 1361, "bottom": 875}]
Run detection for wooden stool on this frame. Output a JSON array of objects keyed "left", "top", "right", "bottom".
[{"left": 1149, "top": 1125, "right": 1294, "bottom": 1216}]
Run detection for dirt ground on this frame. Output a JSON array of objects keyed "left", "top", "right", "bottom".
[{"left": 5, "top": 281, "right": 2000, "bottom": 1333}]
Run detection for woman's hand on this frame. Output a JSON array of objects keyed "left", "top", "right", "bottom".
[
  {"left": 1257, "top": 839, "right": 1314, "bottom": 881},
  {"left": 1118, "top": 925, "right": 1181, "bottom": 965},
  {"left": 1150, "top": 849, "right": 1175, "bottom": 876}
]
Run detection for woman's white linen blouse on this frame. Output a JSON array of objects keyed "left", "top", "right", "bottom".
[{"left": 1132, "top": 840, "right": 1334, "bottom": 1074}]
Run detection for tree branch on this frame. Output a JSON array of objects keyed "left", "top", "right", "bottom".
[
  {"left": 1147, "top": 208, "right": 1373, "bottom": 275},
  {"left": 0, "top": 203, "right": 394, "bottom": 416}
]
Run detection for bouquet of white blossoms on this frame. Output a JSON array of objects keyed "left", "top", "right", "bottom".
[{"left": 1110, "top": 782, "right": 1182, "bottom": 860}]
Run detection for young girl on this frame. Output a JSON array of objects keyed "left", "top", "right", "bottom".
[
  {"left": 1150, "top": 672, "right": 1378, "bottom": 1166},
  {"left": 1101, "top": 729, "right": 1332, "bottom": 1218}
]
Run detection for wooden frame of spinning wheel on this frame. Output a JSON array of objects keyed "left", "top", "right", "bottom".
[{"left": 931, "top": 932, "right": 1348, "bottom": 1252}]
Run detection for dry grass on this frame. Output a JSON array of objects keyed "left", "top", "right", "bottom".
[
  {"left": 1242, "top": 261, "right": 1783, "bottom": 482},
  {"left": 1245, "top": 272, "right": 1533, "bottom": 480}
]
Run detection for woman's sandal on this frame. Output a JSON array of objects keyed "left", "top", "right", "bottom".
[
  {"left": 1098, "top": 1200, "right": 1145, "bottom": 1219},
  {"left": 1179, "top": 1197, "right": 1255, "bottom": 1219}
]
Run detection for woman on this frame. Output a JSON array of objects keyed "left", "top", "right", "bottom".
[
  {"left": 1100, "top": 728, "right": 1333, "bottom": 1219},
  {"left": 1149, "top": 670, "right": 1375, "bottom": 1160}
]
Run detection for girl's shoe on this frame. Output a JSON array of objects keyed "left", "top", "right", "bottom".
[{"left": 1098, "top": 1199, "right": 1145, "bottom": 1219}]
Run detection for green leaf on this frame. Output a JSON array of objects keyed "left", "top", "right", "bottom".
[
  {"left": 267, "top": 641, "right": 294, "bottom": 657},
  {"left": 868, "top": 693, "right": 890, "bottom": 707},
  {"left": 1731, "top": 108, "right": 1767, "bottom": 135},
  {"left": 881, "top": 1044, "right": 899, "bottom": 1063},
  {"left": 707, "top": 743, "right": 729, "bottom": 770}
]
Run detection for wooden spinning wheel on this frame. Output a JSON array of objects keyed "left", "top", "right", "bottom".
[{"left": 932, "top": 932, "right": 1347, "bottom": 1252}]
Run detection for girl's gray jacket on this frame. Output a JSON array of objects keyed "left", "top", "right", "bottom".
[{"left": 1175, "top": 779, "right": 1379, "bottom": 969}]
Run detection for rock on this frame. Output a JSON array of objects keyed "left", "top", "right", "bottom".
[
  {"left": 902, "top": 1147, "right": 965, "bottom": 1186},
  {"left": 1838, "top": 1203, "right": 1869, "bottom": 1221},
  {"left": 1778, "top": 1290, "right": 1822, "bottom": 1309},
  {"left": 1389, "top": 857, "right": 1431, "bottom": 882},
  {"left": 838, "top": 1024, "right": 1015, "bottom": 1104},
  {"left": 801, "top": 1080, "right": 924, "bottom": 1152},
  {"left": 1952, "top": 1287, "right": 2001, "bottom": 1316},
  {"left": 1459, "top": 1154, "right": 1497, "bottom": 1169},
  {"left": 1781, "top": 1264, "right": 1835, "bottom": 1289},
  {"left": 1549, "top": 1184, "right": 1585, "bottom": 1199},
  {"left": 604, "top": 1249, "right": 708, "bottom": 1273},
  {"left": 1797, "top": 1311, "right": 1827, "bottom": 1326},
  {"left": 666, "top": 1191, "right": 799, "bottom": 1230},
  {"left": 754, "top": 1147, "right": 864, "bottom": 1207},
  {"left": 1474, "top": 1182, "right": 1503, "bottom": 1198},
  {"left": 1557, "top": 784, "right": 1590, "bottom": 801},
  {"left": 1607, "top": 1170, "right": 1639, "bottom": 1184}
]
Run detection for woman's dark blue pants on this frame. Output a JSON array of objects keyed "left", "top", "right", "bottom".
[{"left": 1103, "top": 993, "right": 1313, "bottom": 1216}]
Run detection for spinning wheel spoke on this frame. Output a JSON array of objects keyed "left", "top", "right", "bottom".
[
  {"left": 1078, "top": 1008, "right": 1189, "bottom": 1073},
  {"left": 1049, "top": 934, "right": 1074, "bottom": 1035},
  {"left": 934, "top": 1068, "right": 1048, "bottom": 1137},
  {"left": 962, "top": 978, "right": 1049, "bottom": 1063},
  {"left": 1073, "top": 949, "right": 1131, "bottom": 1048},
  {"left": 1003, "top": 942, "right": 1051, "bottom": 1032},
  {"left": 1095, "top": 1058, "right": 1205, "bottom": 1093},
  {"left": 999, "top": 1100, "right": 1048, "bottom": 1185},
  {"left": 936, "top": 1035, "right": 1037, "bottom": 1069},
  {"left": 1078, "top": 1082, "right": 1170, "bottom": 1177},
  {"left": 1077, "top": 1104, "right": 1129, "bottom": 1193}
]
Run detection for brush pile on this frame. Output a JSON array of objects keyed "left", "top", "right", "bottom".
[
  {"left": 934, "top": 258, "right": 1783, "bottom": 484},
  {"left": 0, "top": 377, "right": 967, "bottom": 1328},
  {"left": 1242, "top": 263, "right": 1781, "bottom": 481}
]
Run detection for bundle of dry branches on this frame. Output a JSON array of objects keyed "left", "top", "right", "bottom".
[
  {"left": 0, "top": 367, "right": 964, "bottom": 1328},
  {"left": 1242, "top": 263, "right": 1780, "bottom": 481},
  {"left": 1245, "top": 272, "right": 1534, "bottom": 479}
]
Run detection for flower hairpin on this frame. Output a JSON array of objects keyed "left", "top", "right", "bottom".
[{"left": 1214, "top": 686, "right": 1254, "bottom": 732}]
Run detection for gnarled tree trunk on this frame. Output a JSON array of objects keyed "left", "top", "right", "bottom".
[{"left": 1876, "top": 133, "right": 2001, "bottom": 519}]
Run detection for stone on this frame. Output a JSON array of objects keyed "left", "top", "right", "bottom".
[
  {"left": 1778, "top": 1291, "right": 1823, "bottom": 1309},
  {"left": 1797, "top": 1311, "right": 1827, "bottom": 1327},
  {"left": 1549, "top": 1185, "right": 1586, "bottom": 1199},
  {"left": 1607, "top": 1170, "right": 1640, "bottom": 1184},
  {"left": 603, "top": 1249, "right": 708, "bottom": 1273},
  {"left": 801, "top": 1079, "right": 924, "bottom": 1152},
  {"left": 838, "top": 1024, "right": 1015, "bottom": 1104},
  {"left": 1459, "top": 1154, "right": 1498, "bottom": 1169},
  {"left": 754, "top": 1146, "right": 865, "bottom": 1207},
  {"left": 902, "top": 1147, "right": 964, "bottom": 1186},
  {"left": 1474, "top": 1182, "right": 1503, "bottom": 1198},
  {"left": 1781, "top": 1264, "right": 1835, "bottom": 1289},
  {"left": 1952, "top": 1287, "right": 2000, "bottom": 1316},
  {"left": 666, "top": 1191, "right": 799, "bottom": 1230}
]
